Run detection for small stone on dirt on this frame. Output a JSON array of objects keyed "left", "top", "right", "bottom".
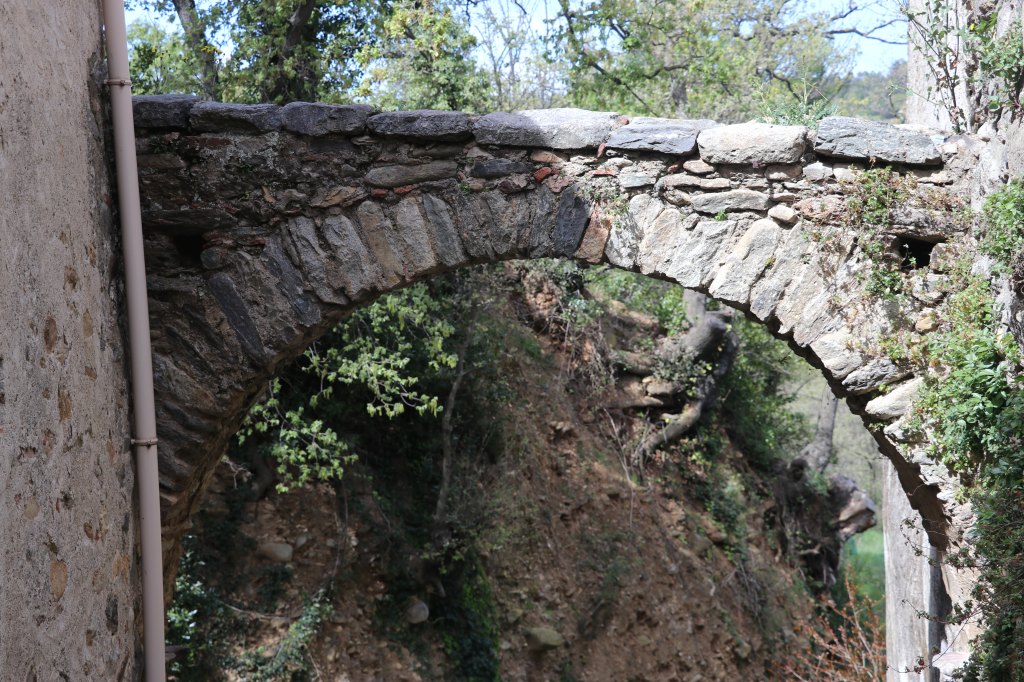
[
  {"left": 405, "top": 597, "right": 430, "bottom": 624},
  {"left": 525, "top": 626, "right": 565, "bottom": 651},
  {"left": 257, "top": 541, "right": 294, "bottom": 563}
]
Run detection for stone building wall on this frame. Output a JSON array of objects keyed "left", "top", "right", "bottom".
[{"left": 0, "top": 2, "right": 138, "bottom": 679}]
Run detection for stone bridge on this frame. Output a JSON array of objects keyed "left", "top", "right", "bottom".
[{"left": 133, "top": 95, "right": 981, "bottom": 600}]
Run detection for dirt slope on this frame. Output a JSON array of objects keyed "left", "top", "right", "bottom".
[{"left": 181, "top": 294, "right": 824, "bottom": 681}]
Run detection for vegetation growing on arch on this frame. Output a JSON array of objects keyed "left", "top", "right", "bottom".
[{"left": 911, "top": 182, "right": 1024, "bottom": 682}]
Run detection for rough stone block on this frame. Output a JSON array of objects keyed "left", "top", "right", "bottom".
[
  {"left": 475, "top": 108, "right": 619, "bottom": 149},
  {"left": 190, "top": 102, "right": 282, "bottom": 133},
  {"left": 814, "top": 117, "right": 942, "bottom": 166},
  {"left": 697, "top": 122, "right": 807, "bottom": 164},
  {"left": 690, "top": 189, "right": 770, "bottom": 214},
  {"left": 765, "top": 164, "right": 802, "bottom": 180},
  {"left": 842, "top": 359, "right": 912, "bottom": 395},
  {"left": 865, "top": 378, "right": 924, "bottom": 419},
  {"left": 469, "top": 158, "right": 534, "bottom": 178},
  {"left": 208, "top": 272, "right": 267, "bottom": 362},
  {"left": 708, "top": 218, "right": 782, "bottom": 304},
  {"left": 683, "top": 159, "right": 715, "bottom": 174},
  {"left": 321, "top": 214, "right": 383, "bottom": 299},
  {"left": 553, "top": 186, "right": 590, "bottom": 255},
  {"left": 281, "top": 102, "right": 374, "bottom": 136},
  {"left": 802, "top": 161, "right": 833, "bottom": 181},
  {"left": 605, "top": 117, "right": 717, "bottom": 155},
  {"left": 619, "top": 173, "right": 655, "bottom": 188},
  {"left": 767, "top": 204, "right": 798, "bottom": 224},
  {"left": 367, "top": 110, "right": 473, "bottom": 142},
  {"left": 364, "top": 161, "right": 459, "bottom": 187},
  {"left": 132, "top": 94, "right": 200, "bottom": 129},
  {"left": 659, "top": 173, "right": 704, "bottom": 189}
]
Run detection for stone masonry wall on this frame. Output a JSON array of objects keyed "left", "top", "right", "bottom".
[
  {"left": 0, "top": 2, "right": 138, "bottom": 679},
  {"left": 134, "top": 96, "right": 987, "bottom": 624}
]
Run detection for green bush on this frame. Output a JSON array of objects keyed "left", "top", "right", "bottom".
[
  {"left": 915, "top": 181, "right": 1024, "bottom": 680},
  {"left": 980, "top": 179, "right": 1024, "bottom": 274},
  {"left": 234, "top": 595, "right": 333, "bottom": 681},
  {"left": 755, "top": 79, "right": 836, "bottom": 127},
  {"left": 844, "top": 168, "right": 917, "bottom": 300},
  {"left": 166, "top": 546, "right": 236, "bottom": 680}
]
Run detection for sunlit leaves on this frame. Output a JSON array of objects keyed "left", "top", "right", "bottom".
[
  {"left": 238, "top": 283, "right": 458, "bottom": 491},
  {"left": 548, "top": 0, "right": 855, "bottom": 120},
  {"left": 356, "top": 0, "right": 490, "bottom": 111}
]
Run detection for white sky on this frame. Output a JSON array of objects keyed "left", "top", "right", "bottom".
[{"left": 813, "top": 0, "right": 908, "bottom": 73}]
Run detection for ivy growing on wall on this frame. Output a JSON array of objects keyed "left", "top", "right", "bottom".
[{"left": 913, "top": 182, "right": 1024, "bottom": 682}]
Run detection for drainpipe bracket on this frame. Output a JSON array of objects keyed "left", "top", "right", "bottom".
[
  {"left": 104, "top": 78, "right": 133, "bottom": 87},
  {"left": 131, "top": 437, "right": 159, "bottom": 447}
]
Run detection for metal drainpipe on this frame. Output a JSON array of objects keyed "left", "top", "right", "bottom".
[{"left": 99, "top": 1, "right": 167, "bottom": 680}]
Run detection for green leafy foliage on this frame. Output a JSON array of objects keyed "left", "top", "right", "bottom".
[
  {"left": 918, "top": 277, "right": 1023, "bottom": 474},
  {"left": 831, "top": 60, "right": 908, "bottom": 123},
  {"left": 721, "top": 319, "right": 809, "bottom": 470},
  {"left": 549, "top": 0, "right": 855, "bottom": 120},
  {"left": 756, "top": 79, "right": 836, "bottom": 127},
  {"left": 128, "top": 20, "right": 205, "bottom": 94},
  {"left": 980, "top": 179, "right": 1024, "bottom": 275},
  {"left": 583, "top": 267, "right": 690, "bottom": 335},
  {"left": 843, "top": 168, "right": 918, "bottom": 300},
  {"left": 912, "top": 184, "right": 1024, "bottom": 680},
  {"left": 440, "top": 563, "right": 501, "bottom": 681},
  {"left": 238, "top": 283, "right": 458, "bottom": 491},
  {"left": 905, "top": 1, "right": 1024, "bottom": 130},
  {"left": 919, "top": 278, "right": 1024, "bottom": 681},
  {"left": 356, "top": 0, "right": 491, "bottom": 111},
  {"left": 166, "top": 546, "right": 236, "bottom": 679},
  {"left": 128, "top": 0, "right": 392, "bottom": 103},
  {"left": 234, "top": 594, "right": 333, "bottom": 681},
  {"left": 973, "top": 19, "right": 1024, "bottom": 114}
]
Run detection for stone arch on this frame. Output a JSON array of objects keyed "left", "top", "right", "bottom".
[{"left": 135, "top": 96, "right": 974, "bottom": 594}]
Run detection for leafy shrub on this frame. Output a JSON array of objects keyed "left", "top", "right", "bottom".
[
  {"left": 973, "top": 20, "right": 1024, "bottom": 115},
  {"left": 980, "top": 179, "right": 1024, "bottom": 275},
  {"left": 234, "top": 594, "right": 333, "bottom": 681},
  {"left": 913, "top": 182, "right": 1024, "bottom": 680},
  {"left": 843, "top": 168, "right": 917, "bottom": 300},
  {"left": 166, "top": 546, "right": 237, "bottom": 680},
  {"left": 756, "top": 79, "right": 836, "bottom": 127},
  {"left": 237, "top": 281, "right": 459, "bottom": 491}
]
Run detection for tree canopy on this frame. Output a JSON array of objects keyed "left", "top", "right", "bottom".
[{"left": 127, "top": 0, "right": 905, "bottom": 119}]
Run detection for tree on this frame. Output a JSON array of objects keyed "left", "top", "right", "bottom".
[
  {"left": 356, "top": 0, "right": 490, "bottom": 111},
  {"left": 548, "top": 0, "right": 900, "bottom": 121},
  {"left": 128, "top": 0, "right": 391, "bottom": 103},
  {"left": 473, "top": 0, "right": 570, "bottom": 110},
  {"left": 128, "top": 19, "right": 208, "bottom": 95},
  {"left": 831, "top": 60, "right": 909, "bottom": 122}
]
